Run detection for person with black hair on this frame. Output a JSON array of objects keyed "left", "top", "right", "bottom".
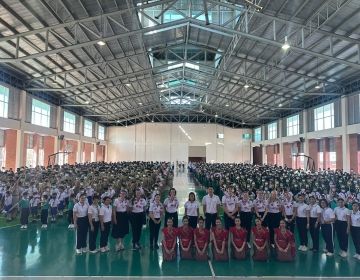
[
  {"left": 229, "top": 216, "right": 247, "bottom": 260},
  {"left": 184, "top": 192, "right": 199, "bottom": 229},
  {"left": 130, "top": 188, "right": 147, "bottom": 250},
  {"left": 202, "top": 187, "right": 221, "bottom": 230},
  {"left": 334, "top": 197, "right": 350, "bottom": 257},
  {"left": 320, "top": 199, "right": 335, "bottom": 257},
  {"left": 99, "top": 196, "right": 112, "bottom": 253},
  {"left": 163, "top": 188, "right": 179, "bottom": 228},
  {"left": 162, "top": 217, "right": 178, "bottom": 261},
  {"left": 211, "top": 217, "right": 228, "bottom": 261},
  {"left": 348, "top": 201, "right": 360, "bottom": 260},
  {"left": 73, "top": 194, "right": 89, "bottom": 254},
  {"left": 307, "top": 195, "right": 322, "bottom": 252},
  {"left": 19, "top": 192, "right": 30, "bottom": 229},
  {"left": 88, "top": 195, "right": 100, "bottom": 253},
  {"left": 194, "top": 216, "right": 209, "bottom": 261},
  {"left": 149, "top": 193, "right": 163, "bottom": 250},
  {"left": 112, "top": 190, "right": 130, "bottom": 251},
  {"left": 294, "top": 194, "right": 309, "bottom": 252},
  {"left": 178, "top": 216, "right": 194, "bottom": 259},
  {"left": 222, "top": 185, "right": 238, "bottom": 230}
]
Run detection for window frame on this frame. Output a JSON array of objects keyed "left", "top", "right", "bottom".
[
  {"left": 0, "top": 85, "right": 9, "bottom": 119},
  {"left": 286, "top": 114, "right": 300, "bottom": 136},
  {"left": 267, "top": 122, "right": 277, "bottom": 140},
  {"left": 83, "top": 119, "right": 93, "bottom": 138},
  {"left": 63, "top": 111, "right": 76, "bottom": 134},
  {"left": 314, "top": 103, "right": 334, "bottom": 131},
  {"left": 31, "top": 98, "right": 51, "bottom": 128},
  {"left": 254, "top": 127, "right": 262, "bottom": 142},
  {"left": 98, "top": 125, "right": 105, "bottom": 140}
]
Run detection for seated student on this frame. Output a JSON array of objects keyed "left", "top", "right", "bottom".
[
  {"left": 194, "top": 216, "right": 210, "bottom": 261},
  {"left": 229, "top": 216, "right": 248, "bottom": 260},
  {"left": 162, "top": 218, "right": 178, "bottom": 261},
  {"left": 210, "top": 217, "right": 229, "bottom": 261},
  {"left": 178, "top": 216, "right": 194, "bottom": 259},
  {"left": 274, "top": 219, "right": 296, "bottom": 261},
  {"left": 252, "top": 218, "right": 269, "bottom": 261}
]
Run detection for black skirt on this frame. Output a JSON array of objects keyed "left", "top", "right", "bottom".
[{"left": 112, "top": 211, "right": 129, "bottom": 239}]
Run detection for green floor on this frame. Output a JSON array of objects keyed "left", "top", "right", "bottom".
[{"left": 0, "top": 170, "right": 360, "bottom": 277}]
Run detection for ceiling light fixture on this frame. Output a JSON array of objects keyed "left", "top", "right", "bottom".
[
  {"left": 282, "top": 36, "right": 290, "bottom": 50},
  {"left": 225, "top": 104, "right": 229, "bottom": 107},
  {"left": 125, "top": 83, "right": 131, "bottom": 87},
  {"left": 215, "top": 114, "right": 218, "bottom": 118},
  {"left": 315, "top": 83, "right": 322, "bottom": 89},
  {"left": 244, "top": 83, "right": 249, "bottom": 89},
  {"left": 138, "top": 102, "right": 143, "bottom": 105},
  {"left": 97, "top": 40, "right": 106, "bottom": 46},
  {"left": 278, "top": 103, "right": 282, "bottom": 107}
]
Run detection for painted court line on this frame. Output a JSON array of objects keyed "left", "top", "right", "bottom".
[{"left": 208, "top": 260, "right": 216, "bottom": 278}]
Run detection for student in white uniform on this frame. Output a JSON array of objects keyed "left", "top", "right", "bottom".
[
  {"left": 184, "top": 192, "right": 199, "bottom": 229},
  {"left": 254, "top": 190, "right": 268, "bottom": 227},
  {"left": 163, "top": 188, "right": 179, "bottom": 228},
  {"left": 239, "top": 192, "right": 253, "bottom": 245},
  {"left": 131, "top": 188, "right": 147, "bottom": 250},
  {"left": 202, "top": 187, "right": 221, "bottom": 230},
  {"left": 282, "top": 191, "right": 295, "bottom": 233},
  {"left": 294, "top": 194, "right": 309, "bottom": 252},
  {"left": 334, "top": 197, "right": 350, "bottom": 257},
  {"left": 267, "top": 192, "right": 282, "bottom": 247},
  {"left": 307, "top": 195, "right": 322, "bottom": 252},
  {"left": 320, "top": 199, "right": 335, "bottom": 257},
  {"left": 348, "top": 201, "right": 360, "bottom": 260},
  {"left": 88, "top": 195, "right": 100, "bottom": 253},
  {"left": 149, "top": 193, "right": 164, "bottom": 250},
  {"left": 222, "top": 186, "right": 239, "bottom": 230},
  {"left": 112, "top": 190, "right": 130, "bottom": 251},
  {"left": 73, "top": 194, "right": 89, "bottom": 254},
  {"left": 99, "top": 196, "right": 112, "bottom": 253}
]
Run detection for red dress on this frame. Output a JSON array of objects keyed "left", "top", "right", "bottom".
[
  {"left": 229, "top": 226, "right": 248, "bottom": 260},
  {"left": 212, "top": 228, "right": 229, "bottom": 261},
  {"left": 162, "top": 227, "right": 178, "bottom": 261},
  {"left": 179, "top": 226, "right": 194, "bottom": 259},
  {"left": 274, "top": 228, "right": 295, "bottom": 261},
  {"left": 252, "top": 226, "right": 269, "bottom": 261},
  {"left": 194, "top": 228, "right": 210, "bottom": 261}
]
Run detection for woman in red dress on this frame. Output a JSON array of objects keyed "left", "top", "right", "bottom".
[
  {"left": 179, "top": 216, "right": 194, "bottom": 259},
  {"left": 194, "top": 216, "right": 209, "bottom": 261},
  {"left": 274, "top": 219, "right": 296, "bottom": 261},
  {"left": 230, "top": 216, "right": 248, "bottom": 260},
  {"left": 162, "top": 218, "right": 178, "bottom": 261},
  {"left": 252, "top": 218, "right": 269, "bottom": 261},
  {"left": 211, "top": 216, "right": 229, "bottom": 261}
]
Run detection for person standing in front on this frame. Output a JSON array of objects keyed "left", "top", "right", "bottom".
[
  {"left": 348, "top": 201, "right": 360, "bottom": 260},
  {"left": 320, "top": 199, "right": 335, "bottom": 257},
  {"left": 334, "top": 197, "right": 350, "bottom": 258},
  {"left": 149, "top": 193, "right": 164, "bottom": 250},
  {"left": 130, "top": 188, "right": 147, "bottom": 250},
  {"left": 99, "top": 196, "right": 112, "bottom": 253},
  {"left": 202, "top": 187, "right": 221, "bottom": 230},
  {"left": 73, "top": 194, "right": 89, "bottom": 254},
  {"left": 88, "top": 195, "right": 100, "bottom": 253},
  {"left": 163, "top": 188, "right": 179, "bottom": 228},
  {"left": 294, "top": 194, "right": 309, "bottom": 252},
  {"left": 307, "top": 195, "right": 322, "bottom": 252},
  {"left": 112, "top": 190, "right": 130, "bottom": 251},
  {"left": 222, "top": 185, "right": 238, "bottom": 230}
]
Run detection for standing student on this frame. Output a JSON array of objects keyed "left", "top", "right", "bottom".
[
  {"left": 267, "top": 192, "right": 282, "bottom": 247},
  {"left": 99, "top": 196, "right": 112, "bottom": 253},
  {"left": 19, "top": 192, "right": 30, "bottom": 229},
  {"left": 178, "top": 216, "right": 194, "bottom": 259},
  {"left": 29, "top": 192, "right": 40, "bottom": 222},
  {"left": 252, "top": 218, "right": 269, "bottom": 261},
  {"left": 49, "top": 193, "right": 59, "bottom": 222},
  {"left": 40, "top": 195, "right": 49, "bottom": 229},
  {"left": 294, "top": 194, "right": 309, "bottom": 252},
  {"left": 162, "top": 218, "right": 178, "bottom": 261},
  {"left": 211, "top": 217, "right": 229, "bottom": 261},
  {"left": 149, "top": 193, "right": 163, "bottom": 250},
  {"left": 73, "top": 194, "right": 89, "bottom": 254},
  {"left": 222, "top": 186, "right": 238, "bottom": 230},
  {"left": 112, "top": 190, "right": 130, "bottom": 251},
  {"left": 239, "top": 192, "right": 253, "bottom": 246},
  {"left": 282, "top": 191, "right": 295, "bottom": 233},
  {"left": 320, "top": 199, "right": 335, "bottom": 257},
  {"left": 202, "top": 187, "right": 221, "bottom": 230},
  {"left": 254, "top": 191, "right": 268, "bottom": 227},
  {"left": 163, "top": 188, "right": 179, "bottom": 228},
  {"left": 307, "top": 196, "right": 322, "bottom": 252},
  {"left": 229, "top": 216, "right": 248, "bottom": 260},
  {"left": 88, "top": 195, "right": 100, "bottom": 254},
  {"left": 348, "top": 201, "right": 360, "bottom": 260},
  {"left": 194, "top": 216, "right": 210, "bottom": 261},
  {"left": 67, "top": 194, "right": 75, "bottom": 229},
  {"left": 130, "top": 188, "right": 147, "bottom": 250},
  {"left": 334, "top": 197, "right": 350, "bottom": 257},
  {"left": 184, "top": 192, "right": 199, "bottom": 229}
]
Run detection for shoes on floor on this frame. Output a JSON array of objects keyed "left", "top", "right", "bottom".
[
  {"left": 326, "top": 252, "right": 334, "bottom": 257},
  {"left": 75, "top": 249, "right": 82, "bottom": 255}
]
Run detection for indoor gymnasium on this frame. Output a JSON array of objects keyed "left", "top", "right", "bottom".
[{"left": 0, "top": 0, "right": 360, "bottom": 279}]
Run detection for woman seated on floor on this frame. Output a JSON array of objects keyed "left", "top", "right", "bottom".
[
  {"left": 194, "top": 216, "right": 210, "bottom": 261},
  {"left": 229, "top": 216, "right": 248, "bottom": 260},
  {"left": 178, "top": 215, "right": 194, "bottom": 259},
  {"left": 211, "top": 216, "right": 229, "bottom": 261},
  {"left": 252, "top": 218, "right": 269, "bottom": 261},
  {"left": 162, "top": 217, "right": 178, "bottom": 261},
  {"left": 274, "top": 219, "right": 296, "bottom": 261}
]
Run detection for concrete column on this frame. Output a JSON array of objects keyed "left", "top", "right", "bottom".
[
  {"left": 16, "top": 90, "right": 27, "bottom": 168},
  {"left": 79, "top": 117, "right": 83, "bottom": 163},
  {"left": 303, "top": 110, "right": 309, "bottom": 156},
  {"left": 341, "top": 95, "right": 350, "bottom": 172},
  {"left": 279, "top": 121, "right": 283, "bottom": 166}
]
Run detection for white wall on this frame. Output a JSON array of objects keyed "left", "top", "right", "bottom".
[{"left": 107, "top": 123, "right": 252, "bottom": 163}]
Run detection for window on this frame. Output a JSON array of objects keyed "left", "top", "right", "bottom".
[
  {"left": 287, "top": 115, "right": 299, "bottom": 136},
  {"left": 84, "top": 119, "right": 93, "bottom": 137},
  {"left": 267, "top": 122, "right": 277, "bottom": 140},
  {"left": 314, "top": 103, "right": 334, "bottom": 131},
  {"left": 31, "top": 98, "right": 50, "bottom": 127},
  {"left": 98, "top": 125, "right": 105, "bottom": 140},
  {"left": 0, "top": 85, "right": 9, "bottom": 118},
  {"left": 217, "top": 133, "right": 224, "bottom": 139},
  {"left": 254, "top": 127, "right": 262, "bottom": 142},
  {"left": 63, "top": 111, "right": 76, "bottom": 133},
  {"left": 242, "top": 133, "right": 251, "bottom": 140}
]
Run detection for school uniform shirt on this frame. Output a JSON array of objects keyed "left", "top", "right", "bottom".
[
  {"left": 4, "top": 194, "right": 12, "bottom": 206},
  {"left": 295, "top": 202, "right": 308, "bottom": 218},
  {"left": 202, "top": 194, "right": 221, "bottom": 214},
  {"left": 149, "top": 202, "right": 164, "bottom": 219},
  {"left": 253, "top": 198, "right": 267, "bottom": 212},
  {"left": 73, "top": 202, "right": 89, "bottom": 218},
  {"left": 131, "top": 198, "right": 147, "bottom": 213},
  {"left": 222, "top": 195, "right": 238, "bottom": 213},
  {"left": 88, "top": 205, "right": 100, "bottom": 222},
  {"left": 334, "top": 206, "right": 349, "bottom": 222},
  {"left": 86, "top": 187, "right": 94, "bottom": 197},
  {"left": 282, "top": 200, "right": 294, "bottom": 216},
  {"left": 184, "top": 201, "right": 199, "bottom": 217},
  {"left": 58, "top": 192, "right": 67, "bottom": 202},
  {"left": 321, "top": 207, "right": 335, "bottom": 223},
  {"left": 239, "top": 199, "right": 253, "bottom": 212},
  {"left": 348, "top": 210, "right": 360, "bottom": 227},
  {"left": 113, "top": 198, "right": 129, "bottom": 212},
  {"left": 163, "top": 197, "right": 179, "bottom": 213},
  {"left": 30, "top": 197, "right": 40, "bottom": 207},
  {"left": 99, "top": 205, "right": 112, "bottom": 223},
  {"left": 49, "top": 198, "right": 60, "bottom": 208},
  {"left": 268, "top": 200, "right": 281, "bottom": 213},
  {"left": 309, "top": 204, "right": 322, "bottom": 218}
]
